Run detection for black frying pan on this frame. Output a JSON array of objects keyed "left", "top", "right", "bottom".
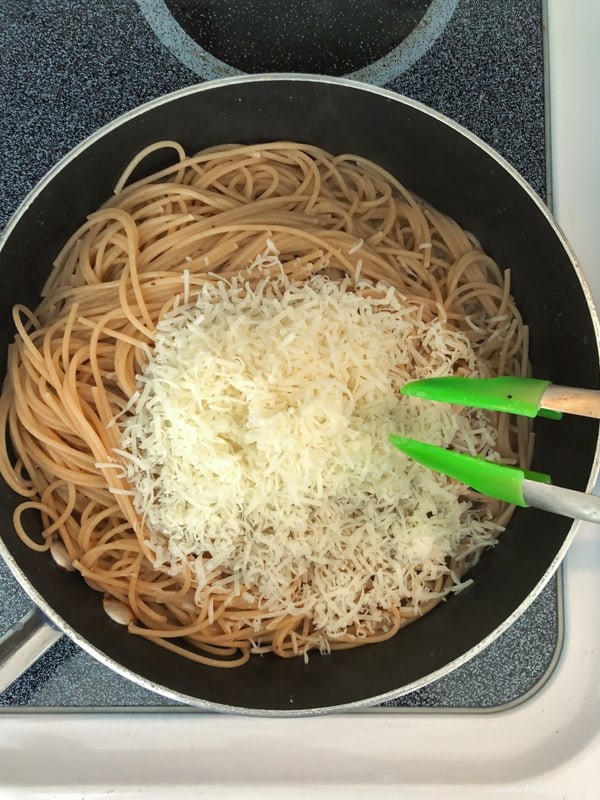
[{"left": 0, "top": 75, "right": 598, "bottom": 714}]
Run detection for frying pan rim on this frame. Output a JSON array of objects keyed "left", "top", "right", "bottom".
[{"left": 0, "top": 72, "right": 599, "bottom": 716}]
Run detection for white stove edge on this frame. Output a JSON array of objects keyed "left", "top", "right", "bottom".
[{"left": 1, "top": 1, "right": 599, "bottom": 797}]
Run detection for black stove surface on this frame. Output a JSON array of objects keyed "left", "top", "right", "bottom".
[{"left": 0, "top": 0, "right": 554, "bottom": 711}]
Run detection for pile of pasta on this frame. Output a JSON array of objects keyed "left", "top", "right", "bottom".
[{"left": 0, "top": 142, "right": 529, "bottom": 665}]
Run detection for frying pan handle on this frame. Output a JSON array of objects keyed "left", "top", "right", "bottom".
[{"left": 0, "top": 608, "right": 63, "bottom": 692}]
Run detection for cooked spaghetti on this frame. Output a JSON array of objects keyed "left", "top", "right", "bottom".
[{"left": 0, "top": 141, "right": 530, "bottom": 665}]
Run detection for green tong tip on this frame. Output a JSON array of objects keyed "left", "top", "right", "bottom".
[
  {"left": 389, "top": 434, "right": 551, "bottom": 507},
  {"left": 401, "top": 376, "right": 562, "bottom": 420}
]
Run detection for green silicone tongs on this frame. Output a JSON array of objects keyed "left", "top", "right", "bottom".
[{"left": 390, "top": 376, "right": 600, "bottom": 523}]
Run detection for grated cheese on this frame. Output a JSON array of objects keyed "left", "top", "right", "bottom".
[{"left": 119, "top": 268, "right": 503, "bottom": 639}]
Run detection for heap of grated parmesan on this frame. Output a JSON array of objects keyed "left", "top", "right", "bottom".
[{"left": 120, "top": 269, "right": 503, "bottom": 640}]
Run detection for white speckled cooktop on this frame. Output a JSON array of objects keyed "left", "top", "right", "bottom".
[{"left": 0, "top": 0, "right": 556, "bottom": 711}]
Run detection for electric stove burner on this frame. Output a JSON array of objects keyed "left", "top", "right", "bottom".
[
  {"left": 167, "top": 0, "right": 436, "bottom": 73},
  {"left": 135, "top": 0, "right": 459, "bottom": 83}
]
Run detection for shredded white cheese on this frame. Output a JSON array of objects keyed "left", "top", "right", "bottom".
[{"left": 120, "top": 269, "right": 502, "bottom": 639}]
